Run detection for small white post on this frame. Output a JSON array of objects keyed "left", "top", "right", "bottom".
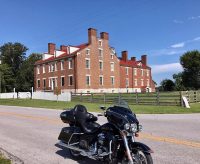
[
  {"left": 31, "top": 87, "right": 33, "bottom": 99},
  {"left": 13, "top": 88, "right": 15, "bottom": 99}
]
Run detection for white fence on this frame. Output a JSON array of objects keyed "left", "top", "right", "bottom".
[
  {"left": 0, "top": 91, "right": 71, "bottom": 102},
  {"left": 0, "top": 92, "right": 17, "bottom": 99},
  {"left": 32, "top": 92, "right": 71, "bottom": 101}
]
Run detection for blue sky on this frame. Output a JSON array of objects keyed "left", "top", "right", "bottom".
[{"left": 0, "top": 0, "right": 200, "bottom": 85}]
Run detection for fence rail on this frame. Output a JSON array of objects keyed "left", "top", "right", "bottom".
[{"left": 71, "top": 91, "right": 191, "bottom": 106}]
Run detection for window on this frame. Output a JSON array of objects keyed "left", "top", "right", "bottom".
[
  {"left": 134, "top": 68, "right": 137, "bottom": 76},
  {"left": 147, "top": 70, "right": 149, "bottom": 77},
  {"left": 126, "top": 78, "right": 129, "bottom": 87},
  {"left": 37, "top": 79, "right": 40, "bottom": 88},
  {"left": 141, "top": 69, "right": 144, "bottom": 76},
  {"left": 99, "top": 49, "right": 103, "bottom": 57},
  {"left": 61, "top": 76, "right": 65, "bottom": 86},
  {"left": 147, "top": 79, "right": 150, "bottom": 86},
  {"left": 99, "top": 40, "right": 102, "bottom": 47},
  {"left": 43, "top": 79, "right": 46, "bottom": 88},
  {"left": 141, "top": 79, "right": 144, "bottom": 86},
  {"left": 86, "top": 59, "right": 90, "bottom": 69},
  {"left": 86, "top": 49, "right": 90, "bottom": 55},
  {"left": 37, "top": 66, "right": 40, "bottom": 74},
  {"left": 134, "top": 79, "right": 137, "bottom": 86},
  {"left": 111, "top": 76, "right": 115, "bottom": 85},
  {"left": 86, "top": 75, "right": 90, "bottom": 86},
  {"left": 99, "top": 76, "right": 103, "bottom": 85},
  {"left": 111, "top": 54, "right": 114, "bottom": 59},
  {"left": 99, "top": 60, "right": 103, "bottom": 70},
  {"left": 61, "top": 60, "right": 64, "bottom": 70},
  {"left": 126, "top": 67, "right": 129, "bottom": 75},
  {"left": 68, "top": 59, "right": 73, "bottom": 69},
  {"left": 111, "top": 62, "right": 114, "bottom": 71},
  {"left": 68, "top": 75, "right": 73, "bottom": 86},
  {"left": 43, "top": 65, "right": 45, "bottom": 73}
]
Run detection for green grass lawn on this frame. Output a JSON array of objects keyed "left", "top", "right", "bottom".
[
  {"left": 0, "top": 154, "right": 11, "bottom": 164},
  {"left": 0, "top": 99, "right": 200, "bottom": 114}
]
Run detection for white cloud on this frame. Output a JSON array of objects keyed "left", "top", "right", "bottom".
[
  {"left": 171, "top": 42, "right": 185, "bottom": 48},
  {"left": 151, "top": 63, "right": 183, "bottom": 74},
  {"left": 188, "top": 16, "right": 200, "bottom": 20},
  {"left": 173, "top": 19, "right": 184, "bottom": 24},
  {"left": 193, "top": 37, "right": 200, "bottom": 41}
]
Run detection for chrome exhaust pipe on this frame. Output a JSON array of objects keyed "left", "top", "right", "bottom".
[{"left": 57, "top": 141, "right": 84, "bottom": 153}]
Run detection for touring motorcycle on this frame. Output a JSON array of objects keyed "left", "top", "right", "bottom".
[{"left": 56, "top": 101, "right": 153, "bottom": 164}]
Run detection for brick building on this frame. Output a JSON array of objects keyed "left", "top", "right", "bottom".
[{"left": 34, "top": 28, "right": 155, "bottom": 93}]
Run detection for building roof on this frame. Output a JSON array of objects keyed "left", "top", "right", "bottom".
[
  {"left": 120, "top": 59, "right": 151, "bottom": 69},
  {"left": 35, "top": 43, "right": 88, "bottom": 65}
]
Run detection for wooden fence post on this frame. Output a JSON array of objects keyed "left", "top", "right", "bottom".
[
  {"left": 80, "top": 93, "right": 82, "bottom": 102},
  {"left": 104, "top": 93, "right": 106, "bottom": 104},
  {"left": 180, "top": 91, "right": 184, "bottom": 107},
  {"left": 91, "top": 93, "right": 93, "bottom": 102},
  {"left": 156, "top": 91, "right": 160, "bottom": 105},
  {"left": 136, "top": 92, "right": 138, "bottom": 105}
]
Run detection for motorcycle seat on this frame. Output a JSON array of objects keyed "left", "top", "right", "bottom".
[{"left": 74, "top": 104, "right": 100, "bottom": 134}]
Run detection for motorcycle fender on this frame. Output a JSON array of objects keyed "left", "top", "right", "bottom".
[{"left": 131, "top": 142, "right": 153, "bottom": 153}]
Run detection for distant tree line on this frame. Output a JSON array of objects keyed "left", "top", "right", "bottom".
[
  {"left": 0, "top": 42, "right": 42, "bottom": 92},
  {"left": 159, "top": 50, "right": 200, "bottom": 91}
]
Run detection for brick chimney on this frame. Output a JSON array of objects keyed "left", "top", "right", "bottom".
[
  {"left": 88, "top": 28, "right": 97, "bottom": 44},
  {"left": 48, "top": 43, "right": 55, "bottom": 55},
  {"left": 141, "top": 55, "right": 147, "bottom": 65},
  {"left": 60, "top": 45, "right": 68, "bottom": 52},
  {"left": 131, "top": 57, "right": 136, "bottom": 62},
  {"left": 122, "top": 51, "right": 128, "bottom": 61},
  {"left": 100, "top": 32, "right": 109, "bottom": 40}
]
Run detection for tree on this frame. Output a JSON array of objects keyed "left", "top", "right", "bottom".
[
  {"left": 180, "top": 50, "right": 200, "bottom": 89},
  {"left": 16, "top": 53, "right": 42, "bottom": 91},
  {"left": 173, "top": 73, "right": 186, "bottom": 91},
  {"left": 0, "top": 64, "right": 15, "bottom": 92},
  {"left": 0, "top": 42, "right": 28, "bottom": 76},
  {"left": 160, "top": 79, "right": 175, "bottom": 91}
]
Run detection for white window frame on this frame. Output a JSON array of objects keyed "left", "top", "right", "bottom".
[
  {"left": 134, "top": 68, "right": 137, "bottom": 76},
  {"left": 61, "top": 60, "right": 64, "bottom": 70},
  {"left": 85, "top": 58, "right": 90, "bottom": 69},
  {"left": 126, "top": 67, "right": 129, "bottom": 75},
  {"left": 98, "top": 48, "right": 103, "bottom": 57},
  {"left": 98, "top": 40, "right": 102, "bottom": 47},
  {"left": 147, "top": 70, "right": 149, "bottom": 77},
  {"left": 134, "top": 79, "right": 138, "bottom": 86},
  {"left": 141, "top": 69, "right": 144, "bottom": 76},
  {"left": 111, "top": 76, "right": 115, "bottom": 86},
  {"left": 147, "top": 79, "right": 150, "bottom": 86},
  {"left": 42, "top": 64, "right": 45, "bottom": 73},
  {"left": 86, "top": 75, "right": 91, "bottom": 86},
  {"left": 68, "top": 58, "right": 73, "bottom": 69},
  {"left": 99, "top": 60, "right": 103, "bottom": 70},
  {"left": 37, "top": 79, "right": 40, "bottom": 88},
  {"left": 141, "top": 79, "right": 144, "bottom": 86},
  {"left": 86, "top": 49, "right": 90, "bottom": 55},
  {"left": 61, "top": 76, "right": 65, "bottom": 87},
  {"left": 110, "top": 62, "right": 114, "bottom": 71},
  {"left": 68, "top": 75, "right": 73, "bottom": 86},
  {"left": 126, "top": 78, "right": 129, "bottom": 87},
  {"left": 99, "top": 75, "right": 103, "bottom": 86},
  {"left": 37, "top": 66, "right": 40, "bottom": 74}
]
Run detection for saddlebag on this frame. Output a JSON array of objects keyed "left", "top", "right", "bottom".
[{"left": 58, "top": 127, "right": 81, "bottom": 144}]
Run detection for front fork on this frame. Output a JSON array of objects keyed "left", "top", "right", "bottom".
[{"left": 121, "top": 131, "right": 134, "bottom": 164}]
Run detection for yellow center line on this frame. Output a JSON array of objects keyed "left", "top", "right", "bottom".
[
  {"left": 140, "top": 133, "right": 200, "bottom": 149},
  {"left": 1, "top": 111, "right": 200, "bottom": 149},
  {"left": 0, "top": 111, "right": 62, "bottom": 125}
]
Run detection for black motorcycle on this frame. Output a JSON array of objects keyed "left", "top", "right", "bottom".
[{"left": 56, "top": 101, "right": 153, "bottom": 164}]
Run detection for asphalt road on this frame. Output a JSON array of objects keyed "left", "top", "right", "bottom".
[{"left": 0, "top": 105, "right": 200, "bottom": 164}]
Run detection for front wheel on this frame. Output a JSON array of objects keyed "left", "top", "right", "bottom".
[
  {"left": 121, "top": 150, "right": 153, "bottom": 164},
  {"left": 132, "top": 150, "right": 153, "bottom": 164}
]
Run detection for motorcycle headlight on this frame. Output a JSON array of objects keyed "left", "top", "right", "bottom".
[
  {"left": 130, "top": 123, "right": 138, "bottom": 133},
  {"left": 124, "top": 123, "right": 130, "bottom": 130},
  {"left": 138, "top": 125, "right": 143, "bottom": 132}
]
